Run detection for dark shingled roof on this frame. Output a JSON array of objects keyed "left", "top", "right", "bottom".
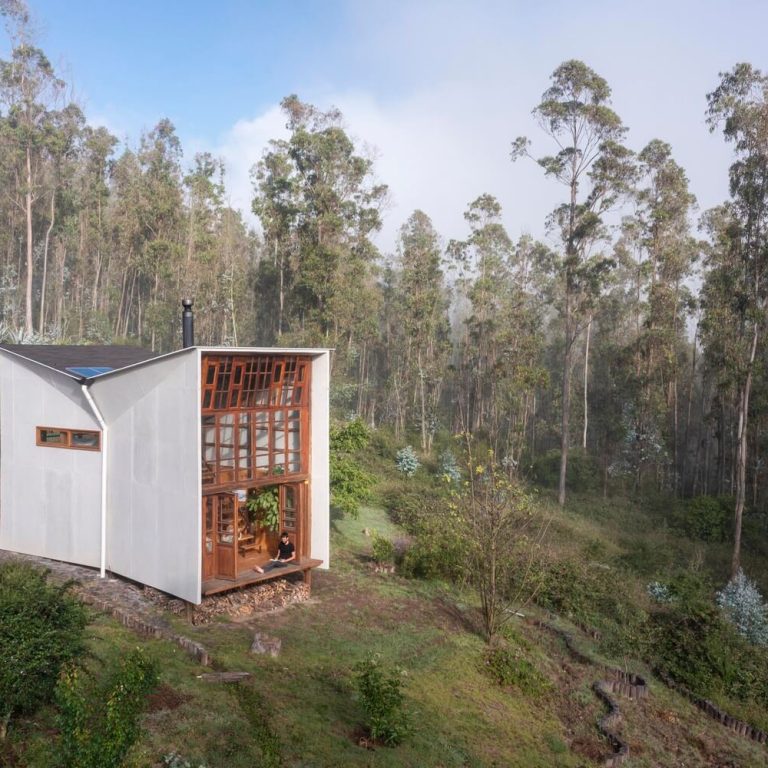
[{"left": 0, "top": 344, "right": 158, "bottom": 374}]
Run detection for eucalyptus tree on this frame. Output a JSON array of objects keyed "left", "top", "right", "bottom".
[
  {"left": 623, "top": 140, "right": 698, "bottom": 491},
  {"left": 251, "top": 140, "right": 298, "bottom": 342},
  {"left": 135, "top": 118, "right": 184, "bottom": 350},
  {"left": 449, "top": 195, "right": 515, "bottom": 437},
  {"left": 391, "top": 210, "right": 450, "bottom": 453},
  {"left": 109, "top": 146, "right": 144, "bottom": 339},
  {"left": 512, "top": 60, "right": 634, "bottom": 504},
  {"left": 449, "top": 196, "right": 546, "bottom": 457},
  {"left": 77, "top": 125, "right": 118, "bottom": 325},
  {"left": 251, "top": 95, "right": 387, "bottom": 389},
  {"left": 183, "top": 152, "right": 227, "bottom": 341},
  {"left": 705, "top": 63, "right": 768, "bottom": 576},
  {"left": 38, "top": 102, "right": 85, "bottom": 336},
  {"left": 0, "top": 41, "right": 66, "bottom": 335}
]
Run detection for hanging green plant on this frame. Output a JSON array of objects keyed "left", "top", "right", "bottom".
[{"left": 245, "top": 486, "right": 280, "bottom": 532}]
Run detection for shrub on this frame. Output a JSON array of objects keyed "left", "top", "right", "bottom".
[
  {"left": 531, "top": 448, "right": 598, "bottom": 492},
  {"left": 484, "top": 643, "right": 549, "bottom": 697},
  {"left": 330, "top": 418, "right": 370, "bottom": 453},
  {"left": 438, "top": 448, "right": 460, "bottom": 484},
  {"left": 716, "top": 569, "right": 768, "bottom": 646},
  {"left": 647, "top": 581, "right": 674, "bottom": 604},
  {"left": 534, "top": 557, "right": 616, "bottom": 626},
  {"left": 354, "top": 654, "right": 410, "bottom": 746},
  {"left": 56, "top": 648, "right": 159, "bottom": 768},
  {"left": 395, "top": 446, "right": 420, "bottom": 478},
  {"left": 0, "top": 562, "right": 87, "bottom": 734},
  {"left": 371, "top": 532, "right": 395, "bottom": 565},
  {"left": 534, "top": 556, "right": 647, "bottom": 656},
  {"left": 399, "top": 504, "right": 467, "bottom": 581},
  {"left": 163, "top": 755, "right": 208, "bottom": 768},
  {"left": 330, "top": 419, "right": 375, "bottom": 518},
  {"left": 616, "top": 538, "right": 674, "bottom": 577},
  {"left": 649, "top": 589, "right": 738, "bottom": 697},
  {"left": 380, "top": 486, "right": 433, "bottom": 530},
  {"left": 330, "top": 455, "right": 374, "bottom": 519},
  {"left": 672, "top": 495, "right": 731, "bottom": 542}
]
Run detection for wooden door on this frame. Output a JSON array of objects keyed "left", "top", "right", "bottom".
[
  {"left": 280, "top": 483, "right": 303, "bottom": 559},
  {"left": 202, "top": 497, "right": 215, "bottom": 580},
  {"left": 202, "top": 495, "right": 238, "bottom": 581},
  {"left": 215, "top": 494, "right": 237, "bottom": 579}
]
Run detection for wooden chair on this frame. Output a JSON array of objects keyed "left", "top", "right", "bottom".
[{"left": 237, "top": 513, "right": 260, "bottom": 555}]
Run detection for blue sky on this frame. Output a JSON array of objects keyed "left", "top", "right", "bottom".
[{"left": 18, "top": 1, "right": 768, "bottom": 255}]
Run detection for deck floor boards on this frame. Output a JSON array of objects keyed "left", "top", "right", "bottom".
[{"left": 202, "top": 558, "right": 322, "bottom": 596}]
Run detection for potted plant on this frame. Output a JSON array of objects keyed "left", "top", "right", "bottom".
[{"left": 245, "top": 486, "right": 280, "bottom": 532}]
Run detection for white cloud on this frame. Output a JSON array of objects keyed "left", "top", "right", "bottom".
[
  {"left": 208, "top": 0, "right": 761, "bottom": 255},
  {"left": 211, "top": 81, "right": 557, "bottom": 255},
  {"left": 211, "top": 104, "right": 288, "bottom": 224}
]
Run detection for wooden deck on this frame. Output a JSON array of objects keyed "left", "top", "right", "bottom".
[{"left": 202, "top": 558, "right": 323, "bottom": 597}]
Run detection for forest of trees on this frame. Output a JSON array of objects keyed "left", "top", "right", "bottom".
[{"left": 1, "top": 6, "right": 767, "bottom": 570}]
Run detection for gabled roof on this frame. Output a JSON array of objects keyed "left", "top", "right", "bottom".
[{"left": 0, "top": 344, "right": 158, "bottom": 374}]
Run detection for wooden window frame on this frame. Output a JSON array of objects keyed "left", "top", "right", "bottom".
[
  {"left": 36, "top": 426, "right": 101, "bottom": 451},
  {"left": 202, "top": 355, "right": 310, "bottom": 413},
  {"left": 201, "top": 354, "right": 311, "bottom": 489}
]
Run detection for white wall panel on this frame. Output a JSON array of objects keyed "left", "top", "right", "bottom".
[
  {"left": 0, "top": 353, "right": 102, "bottom": 566},
  {"left": 310, "top": 352, "right": 330, "bottom": 568},
  {"left": 91, "top": 350, "right": 200, "bottom": 603}
]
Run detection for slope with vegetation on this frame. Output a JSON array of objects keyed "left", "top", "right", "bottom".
[{"left": 4, "top": 432, "right": 768, "bottom": 766}]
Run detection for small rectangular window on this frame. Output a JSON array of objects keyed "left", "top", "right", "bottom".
[
  {"left": 39, "top": 429, "right": 66, "bottom": 445},
  {"left": 37, "top": 427, "right": 100, "bottom": 451},
  {"left": 71, "top": 431, "right": 100, "bottom": 449}
]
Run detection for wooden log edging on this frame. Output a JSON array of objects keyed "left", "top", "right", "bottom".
[
  {"left": 534, "top": 620, "right": 647, "bottom": 767},
  {"left": 535, "top": 618, "right": 768, "bottom": 758},
  {"left": 79, "top": 593, "right": 211, "bottom": 667},
  {"left": 592, "top": 681, "right": 629, "bottom": 767},
  {"left": 655, "top": 670, "right": 768, "bottom": 745}
]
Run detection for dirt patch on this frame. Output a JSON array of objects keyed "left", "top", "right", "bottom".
[
  {"left": 0, "top": 741, "right": 20, "bottom": 767},
  {"left": 549, "top": 675, "right": 605, "bottom": 761},
  {"left": 146, "top": 683, "right": 190, "bottom": 712}
]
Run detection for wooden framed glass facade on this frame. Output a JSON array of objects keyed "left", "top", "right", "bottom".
[
  {"left": 200, "top": 354, "right": 313, "bottom": 584},
  {"left": 201, "top": 355, "right": 310, "bottom": 487}
]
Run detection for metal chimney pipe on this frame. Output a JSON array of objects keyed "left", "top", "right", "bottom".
[{"left": 181, "top": 298, "right": 195, "bottom": 348}]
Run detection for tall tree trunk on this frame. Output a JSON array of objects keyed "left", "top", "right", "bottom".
[
  {"left": 582, "top": 314, "right": 591, "bottom": 449},
  {"left": 277, "top": 244, "right": 285, "bottom": 337},
  {"left": 91, "top": 198, "right": 103, "bottom": 313},
  {"left": 559, "top": 314, "right": 573, "bottom": 506},
  {"left": 731, "top": 321, "right": 759, "bottom": 577},
  {"left": 418, "top": 350, "right": 428, "bottom": 454},
  {"left": 38, "top": 190, "right": 55, "bottom": 335},
  {"left": 24, "top": 146, "right": 34, "bottom": 336},
  {"left": 682, "top": 326, "right": 698, "bottom": 495}
]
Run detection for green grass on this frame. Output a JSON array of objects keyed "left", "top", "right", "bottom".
[
  {"left": 332, "top": 504, "right": 404, "bottom": 550},
  {"left": 7, "top": 492, "right": 768, "bottom": 767}
]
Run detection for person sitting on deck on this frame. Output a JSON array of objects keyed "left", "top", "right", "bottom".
[{"left": 254, "top": 531, "right": 295, "bottom": 573}]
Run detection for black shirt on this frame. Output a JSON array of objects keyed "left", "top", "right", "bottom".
[{"left": 278, "top": 540, "right": 295, "bottom": 560}]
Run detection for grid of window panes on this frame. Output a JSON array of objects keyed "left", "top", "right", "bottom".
[
  {"left": 282, "top": 485, "right": 298, "bottom": 534},
  {"left": 201, "top": 355, "right": 309, "bottom": 486},
  {"left": 202, "top": 355, "right": 309, "bottom": 411}
]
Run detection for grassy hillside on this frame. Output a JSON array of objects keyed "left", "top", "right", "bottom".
[{"left": 6, "top": 494, "right": 768, "bottom": 767}]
